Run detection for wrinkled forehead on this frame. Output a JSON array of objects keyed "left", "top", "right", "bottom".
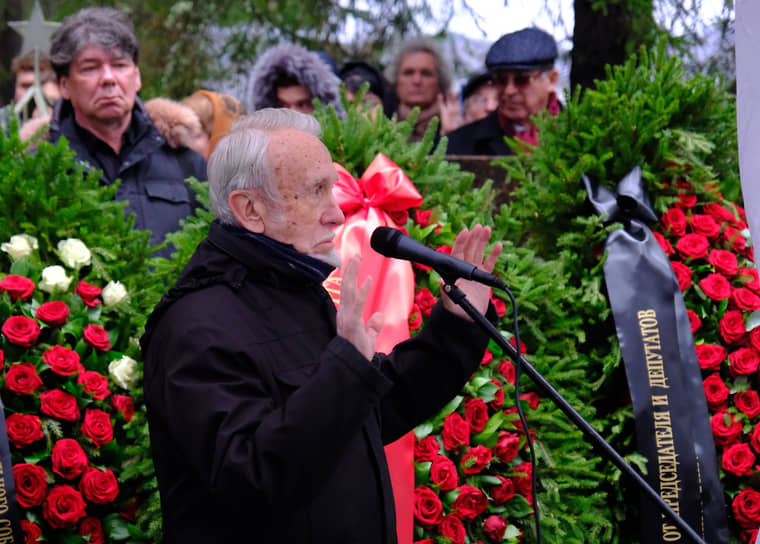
[{"left": 73, "top": 44, "right": 131, "bottom": 63}]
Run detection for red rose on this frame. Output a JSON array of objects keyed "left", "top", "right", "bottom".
[
  {"left": 711, "top": 411, "right": 743, "bottom": 447},
  {"left": 687, "top": 309, "right": 702, "bottom": 335},
  {"left": 480, "top": 350, "right": 493, "bottom": 366},
  {"left": 81, "top": 409, "right": 113, "bottom": 447},
  {"left": 414, "top": 209, "right": 432, "bottom": 227},
  {"left": 408, "top": 304, "right": 422, "bottom": 330},
  {"left": 0, "top": 275, "right": 35, "bottom": 301},
  {"left": 490, "top": 475, "right": 515, "bottom": 504},
  {"left": 6, "top": 413, "right": 43, "bottom": 448},
  {"left": 451, "top": 484, "right": 488, "bottom": 521},
  {"left": 661, "top": 207, "right": 687, "bottom": 236},
  {"left": 740, "top": 267, "right": 760, "bottom": 293},
  {"left": 483, "top": 515, "right": 508, "bottom": 542},
  {"left": 78, "top": 370, "right": 111, "bottom": 399},
  {"left": 520, "top": 392, "right": 540, "bottom": 410},
  {"left": 493, "top": 430, "right": 521, "bottom": 464},
  {"left": 5, "top": 362, "right": 42, "bottom": 394},
  {"left": 704, "top": 202, "right": 738, "bottom": 224},
  {"left": 13, "top": 463, "right": 48, "bottom": 507},
  {"left": 720, "top": 310, "right": 746, "bottom": 344},
  {"left": 752, "top": 425, "right": 760, "bottom": 453},
  {"left": 430, "top": 455, "right": 458, "bottom": 490},
  {"left": 699, "top": 273, "right": 732, "bottom": 301},
  {"left": 35, "top": 300, "right": 70, "bottom": 328},
  {"left": 724, "top": 226, "right": 747, "bottom": 252},
  {"left": 2, "top": 315, "right": 40, "bottom": 347},
  {"left": 43, "top": 345, "right": 81, "bottom": 376},
  {"left": 676, "top": 233, "right": 709, "bottom": 259},
  {"left": 413, "top": 486, "right": 443, "bottom": 528},
  {"left": 497, "top": 361, "right": 515, "bottom": 384},
  {"left": 733, "top": 288, "right": 760, "bottom": 311},
  {"left": 75, "top": 281, "right": 101, "bottom": 307},
  {"left": 438, "top": 514, "right": 466, "bottom": 544},
  {"left": 736, "top": 391, "right": 760, "bottom": 419},
  {"left": 111, "top": 394, "right": 135, "bottom": 422},
  {"left": 733, "top": 487, "right": 760, "bottom": 528},
  {"left": 689, "top": 214, "right": 720, "bottom": 238},
  {"left": 653, "top": 232, "right": 674, "bottom": 256},
  {"left": 708, "top": 249, "right": 738, "bottom": 276},
  {"left": 513, "top": 461, "right": 533, "bottom": 497},
  {"left": 677, "top": 192, "right": 697, "bottom": 208},
  {"left": 695, "top": 344, "right": 726, "bottom": 371},
  {"left": 41, "top": 389, "right": 80, "bottom": 421},
  {"left": 83, "top": 324, "right": 111, "bottom": 351},
  {"left": 722, "top": 443, "right": 756, "bottom": 476},
  {"left": 415, "top": 435, "right": 440, "bottom": 462},
  {"left": 21, "top": 520, "right": 41, "bottom": 544},
  {"left": 441, "top": 413, "right": 470, "bottom": 451},
  {"left": 750, "top": 329, "right": 760, "bottom": 354},
  {"left": 491, "top": 296, "right": 506, "bottom": 318},
  {"left": 461, "top": 444, "right": 492, "bottom": 474},
  {"left": 489, "top": 378, "right": 505, "bottom": 410},
  {"left": 77, "top": 517, "right": 105, "bottom": 544},
  {"left": 670, "top": 261, "right": 692, "bottom": 292},
  {"left": 388, "top": 210, "right": 409, "bottom": 226},
  {"left": 464, "top": 398, "right": 489, "bottom": 432},
  {"left": 729, "top": 347, "right": 760, "bottom": 377},
  {"left": 414, "top": 289, "right": 437, "bottom": 318},
  {"left": 508, "top": 336, "right": 527, "bottom": 354},
  {"left": 52, "top": 438, "right": 89, "bottom": 479},
  {"left": 743, "top": 529, "right": 759, "bottom": 544},
  {"left": 43, "top": 485, "right": 87, "bottom": 529},
  {"left": 79, "top": 466, "right": 119, "bottom": 504}
]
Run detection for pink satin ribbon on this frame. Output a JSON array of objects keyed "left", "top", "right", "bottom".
[{"left": 323, "top": 153, "right": 422, "bottom": 544}]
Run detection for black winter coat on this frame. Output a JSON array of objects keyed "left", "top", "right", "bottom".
[
  {"left": 141, "top": 221, "right": 491, "bottom": 543},
  {"left": 48, "top": 99, "right": 206, "bottom": 256},
  {"left": 445, "top": 111, "right": 512, "bottom": 156}
]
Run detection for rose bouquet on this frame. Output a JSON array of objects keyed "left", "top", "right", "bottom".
[
  {"left": 654, "top": 190, "right": 760, "bottom": 543},
  {"left": 0, "top": 234, "right": 146, "bottom": 543},
  {"left": 406, "top": 209, "right": 539, "bottom": 544}
]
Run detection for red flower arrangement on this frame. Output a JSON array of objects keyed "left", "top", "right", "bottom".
[
  {"left": 655, "top": 190, "right": 760, "bottom": 541},
  {"left": 0, "top": 236, "right": 141, "bottom": 543},
  {"left": 407, "top": 210, "right": 533, "bottom": 544}
]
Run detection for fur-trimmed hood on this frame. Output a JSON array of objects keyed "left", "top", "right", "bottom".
[
  {"left": 144, "top": 97, "right": 203, "bottom": 150},
  {"left": 249, "top": 43, "right": 343, "bottom": 116}
]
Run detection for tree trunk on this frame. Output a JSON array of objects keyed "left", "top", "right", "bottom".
[
  {"left": 0, "top": 0, "right": 24, "bottom": 105},
  {"left": 571, "top": 0, "right": 654, "bottom": 92}
]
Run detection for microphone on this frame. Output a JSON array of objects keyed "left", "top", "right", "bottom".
[{"left": 370, "top": 227, "right": 503, "bottom": 289}]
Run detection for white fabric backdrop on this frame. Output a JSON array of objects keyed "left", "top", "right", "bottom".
[{"left": 736, "top": 0, "right": 760, "bottom": 256}]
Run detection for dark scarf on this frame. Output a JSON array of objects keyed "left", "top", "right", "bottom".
[{"left": 222, "top": 223, "right": 335, "bottom": 283}]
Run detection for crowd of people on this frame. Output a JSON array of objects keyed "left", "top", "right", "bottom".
[{"left": 0, "top": 7, "right": 553, "bottom": 541}]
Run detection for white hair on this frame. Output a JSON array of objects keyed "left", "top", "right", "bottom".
[{"left": 207, "top": 108, "right": 322, "bottom": 226}]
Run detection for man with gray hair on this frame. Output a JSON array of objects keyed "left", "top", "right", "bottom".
[
  {"left": 47, "top": 7, "right": 206, "bottom": 256},
  {"left": 141, "top": 107, "right": 501, "bottom": 543}
]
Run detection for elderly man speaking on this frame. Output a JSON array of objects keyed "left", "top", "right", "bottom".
[{"left": 141, "top": 108, "right": 502, "bottom": 543}]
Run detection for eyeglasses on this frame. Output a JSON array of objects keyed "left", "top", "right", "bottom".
[{"left": 492, "top": 71, "right": 545, "bottom": 88}]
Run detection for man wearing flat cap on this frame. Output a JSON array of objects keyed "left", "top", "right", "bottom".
[{"left": 446, "top": 27, "right": 560, "bottom": 156}]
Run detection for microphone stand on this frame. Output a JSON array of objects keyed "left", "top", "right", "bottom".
[{"left": 441, "top": 280, "right": 708, "bottom": 544}]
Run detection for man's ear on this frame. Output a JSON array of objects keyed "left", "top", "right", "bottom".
[
  {"left": 59, "top": 76, "right": 71, "bottom": 100},
  {"left": 548, "top": 68, "right": 559, "bottom": 86},
  {"left": 228, "top": 190, "right": 267, "bottom": 233}
]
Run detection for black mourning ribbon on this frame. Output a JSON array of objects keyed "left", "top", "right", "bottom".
[{"left": 584, "top": 167, "right": 728, "bottom": 544}]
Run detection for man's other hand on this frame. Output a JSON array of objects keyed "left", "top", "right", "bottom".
[
  {"left": 336, "top": 256, "right": 384, "bottom": 360},
  {"left": 440, "top": 224, "right": 502, "bottom": 320}
]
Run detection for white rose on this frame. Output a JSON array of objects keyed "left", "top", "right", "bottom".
[
  {"left": 39, "top": 265, "right": 72, "bottom": 293},
  {"left": 57, "top": 238, "right": 92, "bottom": 269},
  {"left": 102, "top": 281, "right": 128, "bottom": 306},
  {"left": 108, "top": 355, "right": 140, "bottom": 390},
  {"left": 1, "top": 234, "right": 38, "bottom": 261}
]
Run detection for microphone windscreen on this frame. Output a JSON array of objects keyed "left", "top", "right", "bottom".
[{"left": 370, "top": 227, "right": 401, "bottom": 257}]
